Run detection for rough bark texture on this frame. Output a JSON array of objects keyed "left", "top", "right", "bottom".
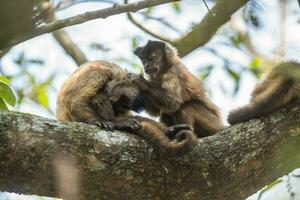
[{"left": 0, "top": 100, "right": 300, "bottom": 200}]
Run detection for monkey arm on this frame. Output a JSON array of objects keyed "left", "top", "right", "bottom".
[{"left": 133, "top": 75, "right": 182, "bottom": 113}]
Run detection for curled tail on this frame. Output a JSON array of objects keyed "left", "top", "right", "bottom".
[
  {"left": 137, "top": 118, "right": 198, "bottom": 157},
  {"left": 228, "top": 78, "right": 296, "bottom": 125}
]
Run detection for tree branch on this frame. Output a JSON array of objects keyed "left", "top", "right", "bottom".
[
  {"left": 173, "top": 0, "right": 249, "bottom": 57},
  {"left": 0, "top": 100, "right": 300, "bottom": 199},
  {"left": 0, "top": 0, "right": 180, "bottom": 50},
  {"left": 46, "top": 8, "right": 88, "bottom": 65}
]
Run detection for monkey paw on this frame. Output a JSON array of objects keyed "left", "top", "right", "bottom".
[
  {"left": 124, "top": 118, "right": 142, "bottom": 131},
  {"left": 165, "top": 124, "right": 192, "bottom": 139},
  {"left": 114, "top": 118, "right": 141, "bottom": 132},
  {"left": 124, "top": 73, "right": 143, "bottom": 83},
  {"left": 86, "top": 119, "right": 114, "bottom": 132}
]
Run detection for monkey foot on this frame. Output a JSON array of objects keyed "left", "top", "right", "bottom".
[
  {"left": 114, "top": 118, "right": 141, "bottom": 132},
  {"left": 86, "top": 119, "right": 114, "bottom": 132},
  {"left": 165, "top": 124, "right": 192, "bottom": 139}
]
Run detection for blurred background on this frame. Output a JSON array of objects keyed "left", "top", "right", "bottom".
[{"left": 1, "top": 0, "right": 300, "bottom": 123}]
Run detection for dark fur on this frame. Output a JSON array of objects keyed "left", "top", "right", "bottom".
[
  {"left": 56, "top": 60, "right": 197, "bottom": 157},
  {"left": 228, "top": 61, "right": 300, "bottom": 124},
  {"left": 132, "top": 40, "right": 224, "bottom": 137}
]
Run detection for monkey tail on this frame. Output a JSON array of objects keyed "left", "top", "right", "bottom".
[
  {"left": 154, "top": 130, "right": 197, "bottom": 157},
  {"left": 228, "top": 78, "right": 295, "bottom": 125},
  {"left": 137, "top": 119, "right": 198, "bottom": 157}
]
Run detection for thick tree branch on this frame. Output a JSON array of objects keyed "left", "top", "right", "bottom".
[
  {"left": 0, "top": 100, "right": 300, "bottom": 199},
  {"left": 125, "top": 0, "right": 249, "bottom": 57},
  {"left": 173, "top": 0, "right": 249, "bottom": 57},
  {"left": 46, "top": 8, "right": 88, "bottom": 65},
  {"left": 0, "top": 0, "right": 179, "bottom": 50}
]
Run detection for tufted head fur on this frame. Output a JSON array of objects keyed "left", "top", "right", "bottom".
[{"left": 133, "top": 40, "right": 179, "bottom": 78}]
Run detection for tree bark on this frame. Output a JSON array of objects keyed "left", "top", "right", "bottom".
[{"left": 0, "top": 100, "right": 300, "bottom": 200}]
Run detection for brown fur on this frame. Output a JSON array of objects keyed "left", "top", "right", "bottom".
[
  {"left": 132, "top": 40, "right": 224, "bottom": 137},
  {"left": 228, "top": 61, "right": 300, "bottom": 124},
  {"left": 56, "top": 60, "right": 197, "bottom": 157}
]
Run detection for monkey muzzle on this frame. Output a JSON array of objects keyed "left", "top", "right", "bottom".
[{"left": 144, "top": 65, "right": 158, "bottom": 76}]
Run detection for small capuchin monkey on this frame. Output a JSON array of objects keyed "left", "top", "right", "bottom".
[
  {"left": 56, "top": 60, "right": 197, "bottom": 157},
  {"left": 130, "top": 40, "right": 224, "bottom": 138},
  {"left": 228, "top": 61, "right": 300, "bottom": 124}
]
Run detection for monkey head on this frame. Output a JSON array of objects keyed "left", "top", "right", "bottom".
[
  {"left": 105, "top": 78, "right": 145, "bottom": 113},
  {"left": 133, "top": 40, "right": 178, "bottom": 78}
]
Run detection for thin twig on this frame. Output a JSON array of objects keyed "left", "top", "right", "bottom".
[
  {"left": 125, "top": 0, "right": 173, "bottom": 43},
  {"left": 202, "top": 0, "right": 215, "bottom": 16}
]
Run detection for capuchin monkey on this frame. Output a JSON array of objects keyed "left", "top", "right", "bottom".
[
  {"left": 56, "top": 60, "right": 197, "bottom": 157},
  {"left": 228, "top": 61, "right": 300, "bottom": 124},
  {"left": 129, "top": 40, "right": 224, "bottom": 138}
]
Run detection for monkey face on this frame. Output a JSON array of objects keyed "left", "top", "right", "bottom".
[
  {"left": 134, "top": 40, "right": 167, "bottom": 78},
  {"left": 106, "top": 79, "right": 145, "bottom": 112}
]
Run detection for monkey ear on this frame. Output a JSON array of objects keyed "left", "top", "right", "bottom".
[{"left": 133, "top": 47, "right": 142, "bottom": 57}]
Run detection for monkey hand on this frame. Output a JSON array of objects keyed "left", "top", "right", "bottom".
[
  {"left": 165, "top": 124, "right": 193, "bottom": 139},
  {"left": 86, "top": 119, "right": 114, "bottom": 132},
  {"left": 125, "top": 73, "right": 150, "bottom": 90},
  {"left": 114, "top": 118, "right": 142, "bottom": 132},
  {"left": 124, "top": 73, "right": 141, "bottom": 82}
]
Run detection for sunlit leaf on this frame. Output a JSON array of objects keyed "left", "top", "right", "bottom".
[
  {"left": 132, "top": 37, "right": 138, "bottom": 49},
  {"left": 172, "top": 2, "right": 181, "bottom": 13},
  {"left": 37, "top": 87, "right": 49, "bottom": 108},
  {"left": 0, "top": 75, "right": 9, "bottom": 84},
  {"left": 249, "top": 57, "right": 263, "bottom": 78},
  {"left": 0, "top": 98, "right": 8, "bottom": 110},
  {"left": 0, "top": 81, "right": 16, "bottom": 106},
  {"left": 198, "top": 65, "right": 214, "bottom": 80}
]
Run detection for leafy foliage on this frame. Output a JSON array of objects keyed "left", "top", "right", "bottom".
[{"left": 0, "top": 76, "right": 16, "bottom": 110}]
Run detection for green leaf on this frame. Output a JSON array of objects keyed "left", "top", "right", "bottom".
[
  {"left": 198, "top": 65, "right": 214, "bottom": 80},
  {"left": 144, "top": 7, "right": 153, "bottom": 16},
  {"left": 0, "top": 81, "right": 16, "bottom": 106},
  {"left": 37, "top": 87, "right": 49, "bottom": 108},
  {"left": 132, "top": 37, "right": 138, "bottom": 49},
  {"left": 225, "top": 66, "right": 240, "bottom": 81},
  {"left": 0, "top": 98, "right": 8, "bottom": 110},
  {"left": 172, "top": 2, "right": 181, "bottom": 13},
  {"left": 0, "top": 75, "right": 9, "bottom": 84}
]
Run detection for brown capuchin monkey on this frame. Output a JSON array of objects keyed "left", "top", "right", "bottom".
[
  {"left": 130, "top": 40, "right": 224, "bottom": 138},
  {"left": 228, "top": 61, "right": 300, "bottom": 124},
  {"left": 56, "top": 60, "right": 197, "bottom": 157}
]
